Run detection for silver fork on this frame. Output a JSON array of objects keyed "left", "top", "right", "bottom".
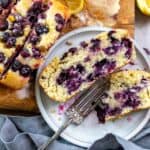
[{"left": 38, "top": 77, "right": 110, "bottom": 150}]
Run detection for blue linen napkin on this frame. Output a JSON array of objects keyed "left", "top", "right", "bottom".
[{"left": 0, "top": 115, "right": 149, "bottom": 150}]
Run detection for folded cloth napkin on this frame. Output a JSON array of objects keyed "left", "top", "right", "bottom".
[
  {"left": 0, "top": 115, "right": 150, "bottom": 150},
  {"left": 0, "top": 9, "right": 150, "bottom": 150}
]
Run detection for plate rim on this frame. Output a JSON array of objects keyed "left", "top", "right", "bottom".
[{"left": 35, "top": 26, "right": 150, "bottom": 148}]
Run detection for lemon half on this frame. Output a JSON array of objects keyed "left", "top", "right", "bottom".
[
  {"left": 137, "top": 0, "right": 150, "bottom": 16},
  {"left": 65, "top": 0, "right": 84, "bottom": 14}
]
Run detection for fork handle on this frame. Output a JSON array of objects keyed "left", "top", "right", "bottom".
[{"left": 38, "top": 119, "right": 73, "bottom": 150}]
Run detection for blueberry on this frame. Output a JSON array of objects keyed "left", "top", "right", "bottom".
[
  {"left": 55, "top": 13, "right": 65, "bottom": 25},
  {"left": 123, "top": 98, "right": 140, "bottom": 108},
  {"left": 76, "top": 64, "right": 85, "bottom": 74},
  {"left": 13, "top": 22, "right": 23, "bottom": 29},
  {"left": 111, "top": 38, "right": 120, "bottom": 47},
  {"left": 28, "top": 2, "right": 42, "bottom": 15},
  {"left": 80, "top": 41, "right": 88, "bottom": 48},
  {"left": 11, "top": 60, "right": 22, "bottom": 71},
  {"left": 121, "top": 38, "right": 132, "bottom": 48},
  {"left": 114, "top": 92, "right": 123, "bottom": 100},
  {"left": 28, "top": 14, "right": 38, "bottom": 23},
  {"left": 15, "top": 15, "right": 23, "bottom": 22},
  {"left": 68, "top": 67, "right": 78, "bottom": 77},
  {"left": 0, "top": 52, "right": 5, "bottom": 63},
  {"left": 115, "top": 88, "right": 141, "bottom": 109},
  {"left": 6, "top": 36, "right": 16, "bottom": 47},
  {"left": 0, "top": 20, "right": 8, "bottom": 31},
  {"left": 67, "top": 78, "right": 82, "bottom": 94},
  {"left": 94, "top": 59, "right": 108, "bottom": 69},
  {"left": 56, "top": 70, "right": 68, "bottom": 85},
  {"left": 55, "top": 13, "right": 65, "bottom": 32},
  {"left": 29, "top": 34, "right": 40, "bottom": 44},
  {"left": 35, "top": 24, "right": 49, "bottom": 35},
  {"left": 108, "top": 107, "right": 122, "bottom": 116},
  {"left": 19, "top": 65, "right": 32, "bottom": 77},
  {"left": 107, "top": 61, "right": 116, "bottom": 72},
  {"left": 32, "top": 48, "right": 41, "bottom": 58},
  {"left": 12, "top": 28, "right": 24, "bottom": 37},
  {"left": 41, "top": 4, "right": 49, "bottom": 11},
  {"left": 11, "top": 22, "right": 24, "bottom": 37},
  {"left": 1, "top": 32, "right": 10, "bottom": 42},
  {"left": 84, "top": 56, "right": 90, "bottom": 62},
  {"left": 0, "top": 0, "right": 11, "bottom": 8},
  {"left": 57, "top": 66, "right": 84, "bottom": 93},
  {"left": 90, "top": 39, "right": 100, "bottom": 52},
  {"left": 20, "top": 49, "right": 30, "bottom": 58},
  {"left": 94, "top": 59, "right": 116, "bottom": 77},
  {"left": 103, "top": 46, "right": 119, "bottom": 55},
  {"left": 42, "top": 26, "right": 49, "bottom": 33},
  {"left": 32, "top": 2, "right": 42, "bottom": 11},
  {"left": 69, "top": 47, "right": 77, "bottom": 54},
  {"left": 27, "top": 2, "right": 43, "bottom": 23},
  {"left": 61, "top": 52, "right": 68, "bottom": 60},
  {"left": 91, "top": 39, "right": 100, "bottom": 44}
]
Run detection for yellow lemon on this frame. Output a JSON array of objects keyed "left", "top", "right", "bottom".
[
  {"left": 56, "top": 0, "right": 67, "bottom": 6},
  {"left": 137, "top": 0, "right": 150, "bottom": 16},
  {"left": 65, "top": 0, "right": 84, "bottom": 14}
]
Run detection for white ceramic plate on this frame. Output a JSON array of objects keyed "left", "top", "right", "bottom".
[{"left": 35, "top": 26, "right": 150, "bottom": 148}]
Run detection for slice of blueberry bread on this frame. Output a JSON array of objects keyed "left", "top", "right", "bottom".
[
  {"left": 0, "top": 0, "right": 34, "bottom": 76},
  {"left": 96, "top": 70, "right": 150, "bottom": 123},
  {"left": 39, "top": 29, "right": 136, "bottom": 102},
  {"left": 0, "top": 0, "right": 70, "bottom": 89},
  {"left": 16, "top": 0, "right": 70, "bottom": 69},
  {"left": 0, "top": 0, "right": 17, "bottom": 31}
]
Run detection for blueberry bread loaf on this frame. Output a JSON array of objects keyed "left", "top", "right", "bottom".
[
  {"left": 96, "top": 70, "right": 150, "bottom": 123},
  {"left": 39, "top": 30, "right": 136, "bottom": 102},
  {"left": 0, "top": 0, "right": 70, "bottom": 89}
]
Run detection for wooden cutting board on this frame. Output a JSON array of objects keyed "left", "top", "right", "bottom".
[{"left": 0, "top": 0, "right": 135, "bottom": 115}]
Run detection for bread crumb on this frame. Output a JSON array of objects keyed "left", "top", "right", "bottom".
[{"left": 66, "top": 40, "right": 72, "bottom": 46}]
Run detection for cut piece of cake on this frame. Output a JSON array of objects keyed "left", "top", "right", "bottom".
[
  {"left": 0, "top": 0, "right": 33, "bottom": 76},
  {"left": 16, "top": 0, "right": 70, "bottom": 70},
  {"left": 0, "top": 0, "right": 49, "bottom": 79},
  {"left": 96, "top": 70, "right": 150, "bottom": 123},
  {"left": 0, "top": 0, "right": 17, "bottom": 31},
  {"left": 0, "top": 0, "right": 50, "bottom": 87},
  {"left": 0, "top": 0, "right": 70, "bottom": 89},
  {"left": 39, "top": 29, "right": 136, "bottom": 102}
]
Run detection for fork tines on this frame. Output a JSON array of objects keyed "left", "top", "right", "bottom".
[{"left": 66, "top": 77, "right": 110, "bottom": 125}]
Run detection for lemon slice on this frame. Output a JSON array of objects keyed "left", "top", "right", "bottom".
[
  {"left": 137, "top": 0, "right": 150, "bottom": 16},
  {"left": 56, "top": 0, "right": 67, "bottom": 6},
  {"left": 65, "top": 0, "right": 84, "bottom": 14}
]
